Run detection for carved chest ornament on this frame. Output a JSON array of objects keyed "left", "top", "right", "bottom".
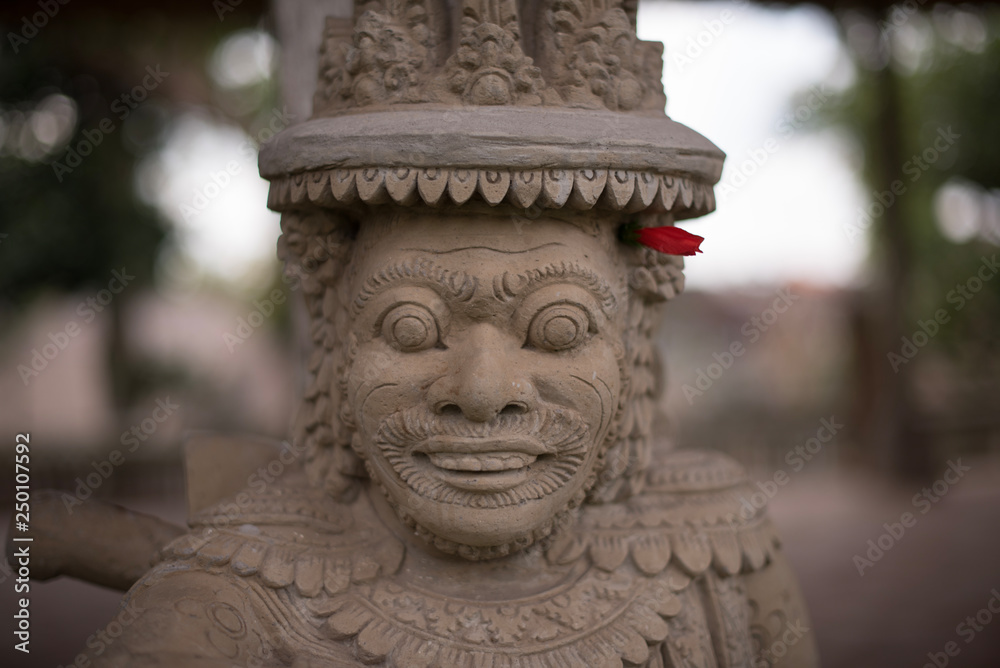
[{"left": 159, "top": 451, "right": 778, "bottom": 667}]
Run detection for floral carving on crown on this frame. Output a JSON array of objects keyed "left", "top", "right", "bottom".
[
  {"left": 315, "top": 1, "right": 440, "bottom": 108},
  {"left": 313, "top": 0, "right": 666, "bottom": 114},
  {"left": 444, "top": 1, "right": 554, "bottom": 106},
  {"left": 536, "top": 0, "right": 664, "bottom": 111}
]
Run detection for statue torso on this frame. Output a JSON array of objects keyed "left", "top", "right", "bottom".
[{"left": 108, "top": 449, "right": 799, "bottom": 668}]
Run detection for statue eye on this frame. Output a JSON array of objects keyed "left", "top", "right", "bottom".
[
  {"left": 527, "top": 304, "right": 590, "bottom": 352},
  {"left": 381, "top": 304, "right": 439, "bottom": 352}
]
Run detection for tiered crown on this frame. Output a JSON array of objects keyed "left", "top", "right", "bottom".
[{"left": 260, "top": 0, "right": 725, "bottom": 219}]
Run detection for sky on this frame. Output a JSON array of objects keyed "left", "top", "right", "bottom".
[
  {"left": 637, "top": 0, "right": 867, "bottom": 289},
  {"left": 141, "top": 1, "right": 870, "bottom": 293}
]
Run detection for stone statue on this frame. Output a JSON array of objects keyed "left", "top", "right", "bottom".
[{"left": 21, "top": 2, "right": 820, "bottom": 666}]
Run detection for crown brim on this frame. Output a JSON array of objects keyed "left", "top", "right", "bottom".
[{"left": 259, "top": 107, "right": 724, "bottom": 219}]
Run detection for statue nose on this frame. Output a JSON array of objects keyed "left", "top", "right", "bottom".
[{"left": 429, "top": 324, "right": 535, "bottom": 423}]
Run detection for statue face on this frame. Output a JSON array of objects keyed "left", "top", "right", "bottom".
[{"left": 344, "top": 210, "right": 626, "bottom": 553}]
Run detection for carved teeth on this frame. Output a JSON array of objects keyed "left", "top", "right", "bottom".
[
  {"left": 428, "top": 452, "right": 535, "bottom": 472},
  {"left": 270, "top": 169, "right": 714, "bottom": 217}
]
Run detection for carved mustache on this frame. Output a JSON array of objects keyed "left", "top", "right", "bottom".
[{"left": 374, "top": 404, "right": 590, "bottom": 456}]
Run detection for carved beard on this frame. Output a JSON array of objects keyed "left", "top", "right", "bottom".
[{"left": 359, "top": 404, "right": 597, "bottom": 560}]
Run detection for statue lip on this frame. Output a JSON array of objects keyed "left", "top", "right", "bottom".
[
  {"left": 413, "top": 437, "right": 551, "bottom": 490},
  {"left": 426, "top": 451, "right": 536, "bottom": 472},
  {"left": 415, "top": 436, "right": 552, "bottom": 457},
  {"left": 428, "top": 465, "right": 531, "bottom": 492}
]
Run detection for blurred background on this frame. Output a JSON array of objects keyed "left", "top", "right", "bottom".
[{"left": 1, "top": 0, "right": 998, "bottom": 666}]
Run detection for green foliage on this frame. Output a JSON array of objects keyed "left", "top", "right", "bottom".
[
  {"left": 0, "top": 25, "right": 166, "bottom": 309},
  {"left": 826, "top": 9, "right": 1000, "bottom": 363},
  {"left": 900, "top": 15, "right": 1000, "bottom": 360}
]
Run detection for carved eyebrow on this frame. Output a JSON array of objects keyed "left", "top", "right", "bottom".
[
  {"left": 491, "top": 261, "right": 618, "bottom": 313},
  {"left": 352, "top": 258, "right": 477, "bottom": 314}
]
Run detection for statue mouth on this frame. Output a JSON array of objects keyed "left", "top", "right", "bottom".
[
  {"left": 374, "top": 406, "right": 589, "bottom": 501},
  {"left": 426, "top": 451, "right": 536, "bottom": 472},
  {"left": 413, "top": 437, "right": 551, "bottom": 491}
]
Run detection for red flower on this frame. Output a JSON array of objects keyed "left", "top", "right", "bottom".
[{"left": 629, "top": 225, "right": 704, "bottom": 256}]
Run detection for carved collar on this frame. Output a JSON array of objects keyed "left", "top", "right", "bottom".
[{"left": 159, "top": 450, "right": 773, "bottom": 667}]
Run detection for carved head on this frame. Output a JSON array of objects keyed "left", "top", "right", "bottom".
[
  {"left": 277, "top": 204, "right": 686, "bottom": 558},
  {"left": 346, "top": 209, "right": 628, "bottom": 557},
  {"left": 262, "top": 0, "right": 723, "bottom": 559}
]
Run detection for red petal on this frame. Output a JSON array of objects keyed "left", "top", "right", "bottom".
[{"left": 635, "top": 226, "right": 704, "bottom": 256}]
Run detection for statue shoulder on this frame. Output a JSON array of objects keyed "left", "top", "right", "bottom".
[
  {"left": 741, "top": 548, "right": 821, "bottom": 668},
  {"left": 158, "top": 474, "right": 405, "bottom": 598},
  {"left": 87, "top": 566, "right": 276, "bottom": 667},
  {"left": 549, "top": 449, "right": 778, "bottom": 578},
  {"left": 85, "top": 476, "right": 393, "bottom": 668},
  {"left": 644, "top": 448, "right": 752, "bottom": 493},
  {"left": 548, "top": 449, "right": 819, "bottom": 666}
]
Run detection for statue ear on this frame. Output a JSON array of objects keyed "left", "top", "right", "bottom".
[
  {"left": 281, "top": 210, "right": 368, "bottom": 503},
  {"left": 277, "top": 210, "right": 355, "bottom": 297}
]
